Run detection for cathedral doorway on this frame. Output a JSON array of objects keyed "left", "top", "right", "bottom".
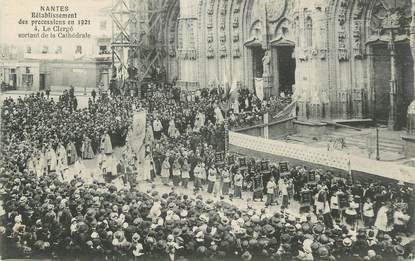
[
  {"left": 274, "top": 45, "right": 295, "bottom": 96},
  {"left": 371, "top": 42, "right": 414, "bottom": 128},
  {"left": 251, "top": 46, "right": 265, "bottom": 78}
]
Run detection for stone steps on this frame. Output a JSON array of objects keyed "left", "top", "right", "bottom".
[{"left": 286, "top": 127, "right": 404, "bottom": 154}]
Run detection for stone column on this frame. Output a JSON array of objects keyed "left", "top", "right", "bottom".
[
  {"left": 408, "top": 0, "right": 415, "bottom": 134},
  {"left": 388, "top": 30, "right": 398, "bottom": 130},
  {"left": 177, "top": 0, "right": 199, "bottom": 90},
  {"left": 263, "top": 112, "right": 269, "bottom": 139},
  {"left": 262, "top": 49, "right": 273, "bottom": 99}
]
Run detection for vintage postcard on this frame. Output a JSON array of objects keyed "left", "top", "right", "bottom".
[{"left": 0, "top": 0, "right": 414, "bottom": 260}]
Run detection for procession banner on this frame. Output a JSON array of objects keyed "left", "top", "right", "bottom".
[
  {"left": 254, "top": 78, "right": 264, "bottom": 101},
  {"left": 131, "top": 111, "right": 147, "bottom": 179}
]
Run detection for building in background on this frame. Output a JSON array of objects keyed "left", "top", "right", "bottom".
[{"left": 0, "top": 0, "right": 112, "bottom": 93}]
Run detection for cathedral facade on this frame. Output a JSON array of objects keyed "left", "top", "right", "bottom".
[{"left": 164, "top": 0, "right": 415, "bottom": 130}]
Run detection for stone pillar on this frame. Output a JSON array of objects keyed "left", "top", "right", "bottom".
[
  {"left": 262, "top": 49, "right": 272, "bottom": 99},
  {"left": 263, "top": 112, "right": 269, "bottom": 139},
  {"left": 403, "top": 0, "right": 415, "bottom": 157},
  {"left": 408, "top": 0, "right": 415, "bottom": 134},
  {"left": 177, "top": 0, "right": 199, "bottom": 90},
  {"left": 388, "top": 31, "right": 398, "bottom": 130}
]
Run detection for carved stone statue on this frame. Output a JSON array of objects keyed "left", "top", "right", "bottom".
[{"left": 262, "top": 50, "right": 271, "bottom": 76}]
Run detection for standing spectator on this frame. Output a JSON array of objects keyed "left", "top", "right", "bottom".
[
  {"left": 393, "top": 207, "right": 410, "bottom": 236},
  {"left": 100, "top": 131, "right": 113, "bottom": 155},
  {"left": 181, "top": 159, "right": 190, "bottom": 189},
  {"left": 193, "top": 162, "right": 204, "bottom": 192},
  {"left": 375, "top": 202, "right": 393, "bottom": 234},
  {"left": 213, "top": 167, "right": 222, "bottom": 197},
  {"left": 207, "top": 166, "right": 216, "bottom": 194},
  {"left": 161, "top": 157, "right": 171, "bottom": 185},
  {"left": 363, "top": 198, "right": 375, "bottom": 227},
  {"left": 234, "top": 170, "right": 243, "bottom": 199},
  {"left": 266, "top": 176, "right": 277, "bottom": 207},
  {"left": 222, "top": 167, "right": 231, "bottom": 196},
  {"left": 172, "top": 159, "right": 181, "bottom": 186}
]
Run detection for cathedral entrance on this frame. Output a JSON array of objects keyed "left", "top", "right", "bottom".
[
  {"left": 371, "top": 43, "right": 414, "bottom": 128},
  {"left": 251, "top": 46, "right": 265, "bottom": 78},
  {"left": 275, "top": 46, "right": 295, "bottom": 96}
]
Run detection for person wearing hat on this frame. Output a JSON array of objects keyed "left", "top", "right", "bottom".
[
  {"left": 345, "top": 197, "right": 358, "bottom": 228},
  {"left": 374, "top": 202, "right": 393, "bottom": 233},
  {"left": 315, "top": 186, "right": 327, "bottom": 214},
  {"left": 45, "top": 143, "right": 57, "bottom": 173},
  {"left": 233, "top": 170, "right": 243, "bottom": 199},
  {"left": 153, "top": 116, "right": 163, "bottom": 140},
  {"left": 330, "top": 191, "right": 340, "bottom": 219},
  {"left": 213, "top": 167, "right": 223, "bottom": 197},
  {"left": 363, "top": 197, "right": 375, "bottom": 227},
  {"left": 339, "top": 238, "right": 354, "bottom": 260},
  {"left": 172, "top": 159, "right": 181, "bottom": 187},
  {"left": 241, "top": 250, "right": 252, "bottom": 261},
  {"left": 161, "top": 157, "right": 171, "bottom": 186},
  {"left": 12, "top": 214, "right": 26, "bottom": 237},
  {"left": 265, "top": 176, "right": 277, "bottom": 207},
  {"left": 168, "top": 118, "right": 180, "bottom": 139},
  {"left": 131, "top": 233, "right": 144, "bottom": 257},
  {"left": 100, "top": 131, "right": 113, "bottom": 155},
  {"left": 193, "top": 162, "right": 205, "bottom": 192},
  {"left": 393, "top": 206, "right": 410, "bottom": 237},
  {"left": 81, "top": 135, "right": 95, "bottom": 160},
  {"left": 280, "top": 178, "right": 289, "bottom": 209},
  {"left": 66, "top": 140, "right": 77, "bottom": 165},
  {"left": 142, "top": 145, "right": 153, "bottom": 182},
  {"left": 181, "top": 159, "right": 190, "bottom": 189},
  {"left": 35, "top": 150, "right": 47, "bottom": 176},
  {"left": 221, "top": 167, "right": 231, "bottom": 196},
  {"left": 56, "top": 142, "right": 68, "bottom": 175},
  {"left": 207, "top": 165, "right": 217, "bottom": 194}
]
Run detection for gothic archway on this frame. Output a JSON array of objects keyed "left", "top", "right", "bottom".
[
  {"left": 244, "top": 19, "right": 266, "bottom": 93},
  {"left": 270, "top": 18, "right": 296, "bottom": 97},
  {"left": 363, "top": 0, "right": 412, "bottom": 128},
  {"left": 164, "top": 0, "right": 180, "bottom": 83}
]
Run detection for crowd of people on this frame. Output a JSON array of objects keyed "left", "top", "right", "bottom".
[
  {"left": 0, "top": 82, "right": 414, "bottom": 260},
  {"left": 227, "top": 88, "right": 292, "bottom": 129},
  {"left": 1, "top": 88, "right": 135, "bottom": 177}
]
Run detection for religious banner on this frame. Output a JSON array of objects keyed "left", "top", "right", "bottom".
[
  {"left": 254, "top": 77, "right": 264, "bottom": 100},
  {"left": 129, "top": 111, "right": 147, "bottom": 180},
  {"left": 273, "top": 101, "right": 297, "bottom": 120}
]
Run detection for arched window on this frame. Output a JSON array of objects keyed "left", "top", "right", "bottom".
[{"left": 305, "top": 16, "right": 313, "bottom": 47}]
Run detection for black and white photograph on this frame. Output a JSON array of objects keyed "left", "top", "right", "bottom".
[{"left": 0, "top": 0, "right": 414, "bottom": 260}]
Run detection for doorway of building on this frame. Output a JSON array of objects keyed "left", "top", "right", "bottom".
[
  {"left": 276, "top": 46, "right": 295, "bottom": 96},
  {"left": 372, "top": 43, "right": 414, "bottom": 128},
  {"left": 396, "top": 43, "right": 414, "bottom": 128},
  {"left": 40, "top": 74, "right": 46, "bottom": 90},
  {"left": 9, "top": 74, "right": 17, "bottom": 89},
  {"left": 251, "top": 46, "right": 265, "bottom": 78}
]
